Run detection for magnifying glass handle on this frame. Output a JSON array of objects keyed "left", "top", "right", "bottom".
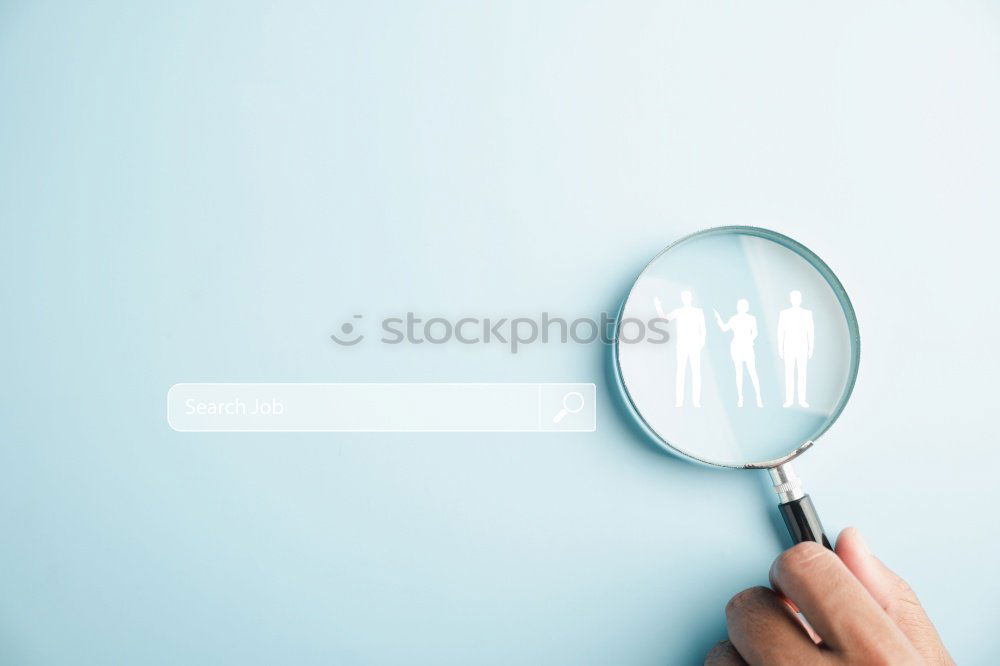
[
  {"left": 769, "top": 464, "right": 832, "bottom": 549},
  {"left": 778, "top": 494, "right": 832, "bottom": 549}
]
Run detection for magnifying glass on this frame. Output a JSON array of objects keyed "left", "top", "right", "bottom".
[
  {"left": 553, "top": 391, "right": 586, "bottom": 424},
  {"left": 613, "top": 226, "right": 860, "bottom": 547}
]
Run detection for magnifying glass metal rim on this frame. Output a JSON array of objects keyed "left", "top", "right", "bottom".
[{"left": 612, "top": 225, "right": 861, "bottom": 471}]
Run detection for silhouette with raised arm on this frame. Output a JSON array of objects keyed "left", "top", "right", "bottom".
[
  {"left": 714, "top": 299, "right": 763, "bottom": 408},
  {"left": 777, "top": 290, "right": 814, "bottom": 408},
  {"left": 655, "top": 290, "right": 706, "bottom": 408}
]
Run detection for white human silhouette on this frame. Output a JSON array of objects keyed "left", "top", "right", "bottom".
[
  {"left": 714, "top": 299, "right": 763, "bottom": 408},
  {"left": 777, "top": 290, "right": 814, "bottom": 408},
  {"left": 654, "top": 290, "right": 706, "bottom": 408}
]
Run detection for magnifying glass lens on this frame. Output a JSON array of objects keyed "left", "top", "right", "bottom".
[{"left": 616, "top": 228, "right": 859, "bottom": 467}]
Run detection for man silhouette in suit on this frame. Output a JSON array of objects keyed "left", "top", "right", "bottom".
[
  {"left": 655, "top": 290, "right": 706, "bottom": 408},
  {"left": 777, "top": 290, "right": 814, "bottom": 408}
]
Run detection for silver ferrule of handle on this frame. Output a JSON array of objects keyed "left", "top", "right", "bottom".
[{"left": 769, "top": 462, "right": 805, "bottom": 504}]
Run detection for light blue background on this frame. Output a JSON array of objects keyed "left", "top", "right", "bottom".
[{"left": 2, "top": 1, "right": 998, "bottom": 663}]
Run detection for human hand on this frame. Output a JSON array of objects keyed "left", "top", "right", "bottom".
[{"left": 705, "top": 528, "right": 953, "bottom": 665}]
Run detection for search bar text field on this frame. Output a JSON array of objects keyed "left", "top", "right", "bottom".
[{"left": 167, "top": 383, "right": 596, "bottom": 432}]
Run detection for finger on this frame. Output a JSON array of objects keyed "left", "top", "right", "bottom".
[
  {"left": 704, "top": 639, "right": 747, "bottom": 665},
  {"left": 769, "top": 542, "right": 917, "bottom": 657},
  {"left": 725, "top": 586, "right": 827, "bottom": 665},
  {"left": 836, "top": 528, "right": 954, "bottom": 664}
]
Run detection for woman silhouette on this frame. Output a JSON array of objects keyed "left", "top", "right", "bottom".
[{"left": 714, "top": 299, "right": 763, "bottom": 407}]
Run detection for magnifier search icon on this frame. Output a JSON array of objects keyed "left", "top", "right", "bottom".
[{"left": 553, "top": 391, "right": 585, "bottom": 424}]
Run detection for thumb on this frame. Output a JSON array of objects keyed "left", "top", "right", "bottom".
[{"left": 835, "top": 528, "right": 953, "bottom": 665}]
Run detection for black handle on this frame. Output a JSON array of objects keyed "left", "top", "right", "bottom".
[{"left": 778, "top": 494, "right": 832, "bottom": 549}]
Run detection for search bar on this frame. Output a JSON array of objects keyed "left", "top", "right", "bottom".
[{"left": 167, "top": 383, "right": 596, "bottom": 432}]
